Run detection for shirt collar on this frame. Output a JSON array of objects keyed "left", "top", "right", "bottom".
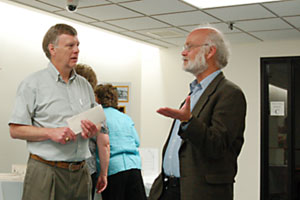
[
  {"left": 47, "top": 62, "right": 77, "bottom": 82},
  {"left": 189, "top": 70, "right": 221, "bottom": 94}
]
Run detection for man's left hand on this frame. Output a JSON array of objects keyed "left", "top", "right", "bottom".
[{"left": 80, "top": 120, "right": 99, "bottom": 139}]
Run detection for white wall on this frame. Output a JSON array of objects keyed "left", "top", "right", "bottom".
[
  {"left": 2, "top": 1, "right": 300, "bottom": 200},
  {"left": 0, "top": 0, "right": 155, "bottom": 172},
  {"left": 229, "top": 40, "right": 300, "bottom": 200}
]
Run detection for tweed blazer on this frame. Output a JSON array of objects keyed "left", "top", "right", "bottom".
[{"left": 148, "top": 72, "right": 247, "bottom": 200}]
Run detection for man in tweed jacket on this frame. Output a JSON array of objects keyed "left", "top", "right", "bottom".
[{"left": 148, "top": 26, "right": 247, "bottom": 200}]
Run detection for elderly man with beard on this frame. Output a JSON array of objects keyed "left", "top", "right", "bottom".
[{"left": 148, "top": 26, "right": 247, "bottom": 200}]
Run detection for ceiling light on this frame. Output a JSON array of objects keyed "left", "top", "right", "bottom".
[{"left": 181, "top": 0, "right": 282, "bottom": 9}]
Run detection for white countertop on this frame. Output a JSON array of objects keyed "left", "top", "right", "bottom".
[{"left": 0, "top": 173, "right": 24, "bottom": 200}]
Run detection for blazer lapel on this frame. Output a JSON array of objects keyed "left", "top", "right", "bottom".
[
  {"left": 192, "top": 72, "right": 225, "bottom": 116},
  {"left": 163, "top": 72, "right": 225, "bottom": 155}
]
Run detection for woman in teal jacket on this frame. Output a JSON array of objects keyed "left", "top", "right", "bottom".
[{"left": 95, "top": 84, "right": 147, "bottom": 200}]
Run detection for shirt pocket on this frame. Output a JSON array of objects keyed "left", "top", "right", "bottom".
[{"left": 78, "top": 97, "right": 92, "bottom": 111}]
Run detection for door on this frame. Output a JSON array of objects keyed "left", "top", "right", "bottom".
[{"left": 261, "top": 56, "right": 300, "bottom": 200}]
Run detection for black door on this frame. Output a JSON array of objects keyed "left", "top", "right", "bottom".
[{"left": 261, "top": 56, "right": 300, "bottom": 200}]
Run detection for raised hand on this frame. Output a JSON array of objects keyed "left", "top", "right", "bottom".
[{"left": 157, "top": 96, "right": 192, "bottom": 121}]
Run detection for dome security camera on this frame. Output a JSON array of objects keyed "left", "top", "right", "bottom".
[{"left": 66, "top": 0, "right": 79, "bottom": 13}]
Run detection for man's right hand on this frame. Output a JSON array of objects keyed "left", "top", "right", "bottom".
[
  {"left": 157, "top": 96, "right": 192, "bottom": 122},
  {"left": 48, "top": 127, "right": 76, "bottom": 144}
]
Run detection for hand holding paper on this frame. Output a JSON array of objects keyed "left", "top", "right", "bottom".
[{"left": 67, "top": 105, "right": 106, "bottom": 135}]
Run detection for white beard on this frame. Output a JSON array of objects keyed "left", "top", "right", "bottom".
[{"left": 183, "top": 51, "right": 208, "bottom": 76}]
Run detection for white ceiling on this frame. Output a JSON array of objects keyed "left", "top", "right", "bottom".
[{"left": 7, "top": 0, "right": 300, "bottom": 48}]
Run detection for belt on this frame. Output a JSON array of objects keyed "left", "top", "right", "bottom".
[
  {"left": 30, "top": 154, "right": 85, "bottom": 171},
  {"left": 164, "top": 175, "right": 180, "bottom": 187}
]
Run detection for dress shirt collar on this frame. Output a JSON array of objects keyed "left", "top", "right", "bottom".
[
  {"left": 47, "top": 62, "right": 77, "bottom": 83},
  {"left": 189, "top": 69, "right": 221, "bottom": 94}
]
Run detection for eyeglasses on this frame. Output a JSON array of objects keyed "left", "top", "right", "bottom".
[{"left": 183, "top": 44, "right": 209, "bottom": 52}]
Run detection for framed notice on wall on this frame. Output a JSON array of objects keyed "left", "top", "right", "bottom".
[{"left": 115, "top": 85, "right": 129, "bottom": 103}]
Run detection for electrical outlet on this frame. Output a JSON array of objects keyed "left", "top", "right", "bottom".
[{"left": 11, "top": 164, "right": 27, "bottom": 175}]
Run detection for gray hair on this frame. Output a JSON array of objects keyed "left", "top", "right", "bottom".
[{"left": 193, "top": 24, "right": 230, "bottom": 69}]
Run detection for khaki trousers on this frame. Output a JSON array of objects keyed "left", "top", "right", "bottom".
[{"left": 22, "top": 156, "right": 91, "bottom": 200}]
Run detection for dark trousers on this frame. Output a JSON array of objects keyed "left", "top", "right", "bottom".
[
  {"left": 91, "top": 172, "right": 97, "bottom": 200},
  {"left": 102, "top": 169, "right": 147, "bottom": 200},
  {"left": 159, "top": 176, "right": 181, "bottom": 200}
]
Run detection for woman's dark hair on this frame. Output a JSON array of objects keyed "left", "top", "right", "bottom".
[
  {"left": 94, "top": 84, "right": 118, "bottom": 108},
  {"left": 75, "top": 64, "right": 97, "bottom": 89}
]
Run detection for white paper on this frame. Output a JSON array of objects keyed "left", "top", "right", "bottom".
[
  {"left": 67, "top": 105, "right": 106, "bottom": 134},
  {"left": 139, "top": 148, "right": 159, "bottom": 176},
  {"left": 270, "top": 101, "right": 285, "bottom": 116}
]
